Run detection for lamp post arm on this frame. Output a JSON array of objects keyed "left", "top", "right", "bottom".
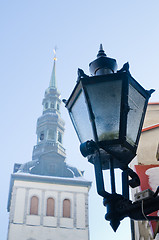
[
  {"left": 122, "top": 169, "right": 129, "bottom": 199},
  {"left": 104, "top": 193, "right": 159, "bottom": 231},
  {"left": 127, "top": 167, "right": 140, "bottom": 188},
  {"left": 93, "top": 151, "right": 111, "bottom": 198},
  {"left": 128, "top": 195, "right": 159, "bottom": 220},
  {"left": 105, "top": 194, "right": 159, "bottom": 221},
  {"left": 122, "top": 167, "right": 141, "bottom": 200}
]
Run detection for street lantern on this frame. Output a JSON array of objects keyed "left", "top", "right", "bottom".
[
  {"left": 64, "top": 45, "right": 159, "bottom": 232},
  {"left": 65, "top": 44, "right": 154, "bottom": 170}
]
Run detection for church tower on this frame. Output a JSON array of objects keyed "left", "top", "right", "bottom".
[{"left": 7, "top": 52, "right": 91, "bottom": 240}]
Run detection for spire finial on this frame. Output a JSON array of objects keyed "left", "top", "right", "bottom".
[
  {"left": 97, "top": 44, "right": 107, "bottom": 58},
  {"left": 100, "top": 43, "right": 103, "bottom": 51},
  {"left": 49, "top": 47, "right": 57, "bottom": 88},
  {"left": 53, "top": 47, "right": 57, "bottom": 61}
]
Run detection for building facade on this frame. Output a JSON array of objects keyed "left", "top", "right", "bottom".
[
  {"left": 7, "top": 54, "right": 91, "bottom": 240},
  {"left": 130, "top": 103, "right": 159, "bottom": 240}
]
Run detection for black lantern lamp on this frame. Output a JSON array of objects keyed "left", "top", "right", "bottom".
[
  {"left": 64, "top": 45, "right": 159, "bottom": 231},
  {"left": 65, "top": 44, "right": 154, "bottom": 170}
]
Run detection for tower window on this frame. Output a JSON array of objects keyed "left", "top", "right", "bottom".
[
  {"left": 46, "top": 198, "right": 55, "bottom": 216},
  {"left": 40, "top": 132, "right": 44, "bottom": 141},
  {"left": 50, "top": 102, "right": 55, "bottom": 108},
  {"left": 30, "top": 196, "right": 39, "bottom": 215},
  {"left": 45, "top": 102, "right": 48, "bottom": 109},
  {"left": 58, "top": 131, "right": 62, "bottom": 143},
  {"left": 57, "top": 103, "right": 60, "bottom": 111},
  {"left": 63, "top": 199, "right": 71, "bottom": 218},
  {"left": 48, "top": 129, "right": 55, "bottom": 140}
]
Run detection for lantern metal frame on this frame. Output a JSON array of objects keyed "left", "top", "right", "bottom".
[{"left": 66, "top": 71, "right": 151, "bottom": 170}]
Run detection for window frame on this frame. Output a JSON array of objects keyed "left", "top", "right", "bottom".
[
  {"left": 46, "top": 197, "right": 55, "bottom": 217},
  {"left": 63, "top": 199, "right": 71, "bottom": 218},
  {"left": 30, "top": 196, "right": 39, "bottom": 215}
]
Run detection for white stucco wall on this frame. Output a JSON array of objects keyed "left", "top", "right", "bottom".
[
  {"left": 8, "top": 176, "right": 90, "bottom": 240},
  {"left": 14, "top": 188, "right": 26, "bottom": 223},
  {"left": 143, "top": 104, "right": 159, "bottom": 129},
  {"left": 137, "top": 128, "right": 159, "bottom": 165},
  {"left": 76, "top": 193, "right": 86, "bottom": 228},
  {"left": 8, "top": 224, "right": 89, "bottom": 240}
]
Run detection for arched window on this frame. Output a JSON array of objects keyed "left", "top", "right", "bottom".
[
  {"left": 46, "top": 197, "right": 55, "bottom": 216},
  {"left": 63, "top": 199, "right": 71, "bottom": 218},
  {"left": 45, "top": 102, "right": 48, "bottom": 109},
  {"left": 58, "top": 131, "right": 62, "bottom": 143},
  {"left": 30, "top": 196, "right": 39, "bottom": 215}
]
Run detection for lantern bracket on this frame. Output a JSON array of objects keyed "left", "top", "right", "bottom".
[
  {"left": 80, "top": 140, "right": 140, "bottom": 189},
  {"left": 80, "top": 140, "right": 159, "bottom": 232},
  {"left": 103, "top": 192, "right": 159, "bottom": 232},
  {"left": 91, "top": 143, "right": 140, "bottom": 197}
]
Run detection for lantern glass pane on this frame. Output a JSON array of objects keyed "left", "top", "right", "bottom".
[
  {"left": 70, "top": 91, "right": 94, "bottom": 143},
  {"left": 126, "top": 84, "right": 146, "bottom": 146},
  {"left": 86, "top": 80, "right": 122, "bottom": 141}
]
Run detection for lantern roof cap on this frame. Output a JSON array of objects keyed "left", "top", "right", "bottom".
[{"left": 89, "top": 44, "right": 118, "bottom": 75}]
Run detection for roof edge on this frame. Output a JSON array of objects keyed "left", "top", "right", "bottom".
[
  {"left": 142, "top": 124, "right": 159, "bottom": 132},
  {"left": 11, "top": 173, "right": 92, "bottom": 186},
  {"left": 148, "top": 102, "right": 159, "bottom": 105}
]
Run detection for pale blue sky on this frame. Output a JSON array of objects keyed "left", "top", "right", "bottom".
[{"left": 1, "top": 1, "right": 159, "bottom": 239}]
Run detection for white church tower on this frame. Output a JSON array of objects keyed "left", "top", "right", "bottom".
[{"left": 7, "top": 52, "right": 91, "bottom": 240}]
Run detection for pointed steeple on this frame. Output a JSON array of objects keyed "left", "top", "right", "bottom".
[
  {"left": 32, "top": 50, "right": 66, "bottom": 162},
  {"left": 49, "top": 49, "right": 57, "bottom": 89},
  {"left": 15, "top": 50, "right": 87, "bottom": 179}
]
